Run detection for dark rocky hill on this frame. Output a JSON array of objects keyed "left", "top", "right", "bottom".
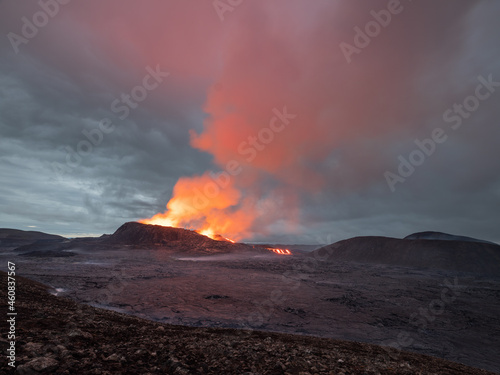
[
  {"left": 105, "top": 222, "right": 215, "bottom": 246},
  {"left": 12, "top": 222, "right": 270, "bottom": 256},
  {"left": 0, "top": 228, "right": 64, "bottom": 241},
  {"left": 1, "top": 271, "right": 495, "bottom": 375},
  {"left": 0, "top": 228, "right": 65, "bottom": 249},
  {"left": 405, "top": 231, "right": 498, "bottom": 245},
  {"left": 310, "top": 235, "right": 500, "bottom": 275},
  {"left": 101, "top": 222, "right": 265, "bottom": 254}
]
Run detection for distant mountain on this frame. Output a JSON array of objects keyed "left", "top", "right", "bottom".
[
  {"left": 105, "top": 222, "right": 214, "bottom": 246},
  {"left": 0, "top": 228, "right": 65, "bottom": 241},
  {"left": 0, "top": 228, "right": 65, "bottom": 249},
  {"left": 103, "top": 222, "right": 275, "bottom": 254},
  {"left": 14, "top": 222, "right": 269, "bottom": 256},
  {"left": 310, "top": 234, "right": 500, "bottom": 275},
  {"left": 405, "top": 231, "right": 498, "bottom": 245}
]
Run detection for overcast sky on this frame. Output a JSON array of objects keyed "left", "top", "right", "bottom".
[{"left": 0, "top": 0, "right": 499, "bottom": 244}]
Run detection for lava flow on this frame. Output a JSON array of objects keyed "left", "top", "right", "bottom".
[
  {"left": 267, "top": 247, "right": 292, "bottom": 255},
  {"left": 221, "top": 236, "right": 235, "bottom": 243},
  {"left": 140, "top": 174, "right": 292, "bottom": 255}
]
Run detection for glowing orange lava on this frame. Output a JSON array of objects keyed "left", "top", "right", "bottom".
[
  {"left": 267, "top": 247, "right": 292, "bottom": 255},
  {"left": 197, "top": 228, "right": 216, "bottom": 239},
  {"left": 140, "top": 172, "right": 256, "bottom": 242}
]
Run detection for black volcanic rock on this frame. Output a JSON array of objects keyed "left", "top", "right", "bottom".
[
  {"left": 405, "top": 231, "right": 498, "bottom": 245},
  {"left": 105, "top": 222, "right": 210, "bottom": 246},
  {"left": 0, "top": 228, "right": 65, "bottom": 241},
  {"left": 2, "top": 271, "right": 495, "bottom": 375},
  {"left": 14, "top": 238, "right": 68, "bottom": 253},
  {"left": 311, "top": 235, "right": 500, "bottom": 275},
  {"left": 20, "top": 249, "right": 77, "bottom": 258},
  {"left": 0, "top": 228, "right": 65, "bottom": 249},
  {"left": 101, "top": 222, "right": 265, "bottom": 254},
  {"left": 4, "top": 222, "right": 270, "bottom": 256}
]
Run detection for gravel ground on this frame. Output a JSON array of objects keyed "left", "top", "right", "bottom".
[
  {"left": 1, "top": 271, "right": 497, "bottom": 375},
  {"left": 6, "top": 246, "right": 500, "bottom": 373}
]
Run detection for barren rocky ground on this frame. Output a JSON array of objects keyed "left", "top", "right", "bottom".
[
  {"left": 1, "top": 244, "right": 499, "bottom": 373},
  {"left": 1, "top": 270, "right": 497, "bottom": 375}
]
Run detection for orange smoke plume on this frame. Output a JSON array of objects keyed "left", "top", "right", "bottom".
[{"left": 140, "top": 172, "right": 256, "bottom": 241}]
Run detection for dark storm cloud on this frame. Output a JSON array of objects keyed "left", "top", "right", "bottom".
[{"left": 0, "top": 48, "right": 212, "bottom": 235}]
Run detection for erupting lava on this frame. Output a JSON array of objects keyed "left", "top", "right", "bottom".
[
  {"left": 140, "top": 173, "right": 256, "bottom": 242},
  {"left": 220, "top": 236, "right": 235, "bottom": 243},
  {"left": 267, "top": 247, "right": 292, "bottom": 255},
  {"left": 140, "top": 176, "right": 293, "bottom": 256}
]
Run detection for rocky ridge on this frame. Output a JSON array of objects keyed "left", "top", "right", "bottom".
[
  {"left": 311, "top": 235, "right": 500, "bottom": 275},
  {"left": 11, "top": 222, "right": 270, "bottom": 256}
]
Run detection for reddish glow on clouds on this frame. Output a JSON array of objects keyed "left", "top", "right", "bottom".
[
  {"left": 140, "top": 1, "right": 465, "bottom": 240},
  {"left": 1, "top": 1, "right": 487, "bottom": 241}
]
